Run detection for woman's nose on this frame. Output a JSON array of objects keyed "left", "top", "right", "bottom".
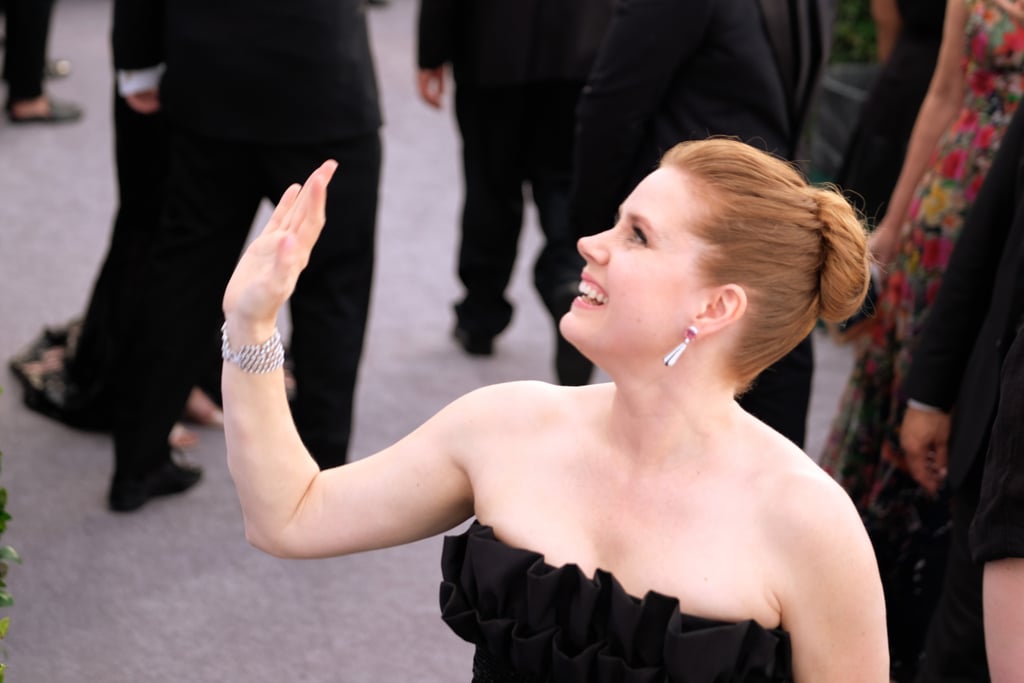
[{"left": 578, "top": 231, "right": 608, "bottom": 263}]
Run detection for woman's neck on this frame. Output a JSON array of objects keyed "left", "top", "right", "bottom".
[{"left": 600, "top": 362, "right": 740, "bottom": 469}]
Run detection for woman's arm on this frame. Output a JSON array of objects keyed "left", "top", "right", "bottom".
[
  {"left": 772, "top": 472, "right": 889, "bottom": 682},
  {"left": 221, "top": 163, "right": 474, "bottom": 559},
  {"left": 870, "top": 0, "right": 968, "bottom": 266},
  {"left": 984, "top": 558, "right": 1024, "bottom": 681}
]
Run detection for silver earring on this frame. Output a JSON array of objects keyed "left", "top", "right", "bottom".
[{"left": 663, "top": 326, "right": 698, "bottom": 367}]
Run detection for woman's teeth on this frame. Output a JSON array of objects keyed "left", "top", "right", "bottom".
[{"left": 578, "top": 282, "right": 607, "bottom": 305}]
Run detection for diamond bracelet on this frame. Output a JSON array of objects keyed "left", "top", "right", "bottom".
[{"left": 221, "top": 323, "right": 285, "bottom": 374}]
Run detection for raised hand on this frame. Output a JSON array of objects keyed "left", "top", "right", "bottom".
[{"left": 223, "top": 160, "right": 338, "bottom": 341}]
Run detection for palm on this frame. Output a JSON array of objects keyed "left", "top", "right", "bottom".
[{"left": 223, "top": 161, "right": 337, "bottom": 327}]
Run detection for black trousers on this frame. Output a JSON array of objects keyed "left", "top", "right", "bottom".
[
  {"left": 2, "top": 0, "right": 54, "bottom": 102},
  {"left": 65, "top": 94, "right": 170, "bottom": 423},
  {"left": 915, "top": 463, "right": 990, "bottom": 683},
  {"left": 112, "top": 129, "right": 380, "bottom": 480},
  {"left": 453, "top": 81, "right": 584, "bottom": 338}
]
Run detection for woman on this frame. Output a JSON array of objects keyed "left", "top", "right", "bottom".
[
  {"left": 221, "top": 140, "right": 887, "bottom": 681},
  {"left": 822, "top": 1, "right": 1024, "bottom": 677},
  {"left": 835, "top": 0, "right": 947, "bottom": 229}
]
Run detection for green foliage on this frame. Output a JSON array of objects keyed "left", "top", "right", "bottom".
[
  {"left": 831, "top": 0, "right": 878, "bottom": 63},
  {"left": 0, "top": 388, "right": 16, "bottom": 683}
]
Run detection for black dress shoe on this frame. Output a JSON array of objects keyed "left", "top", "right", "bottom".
[
  {"left": 108, "top": 458, "right": 203, "bottom": 512},
  {"left": 452, "top": 325, "right": 494, "bottom": 356}
]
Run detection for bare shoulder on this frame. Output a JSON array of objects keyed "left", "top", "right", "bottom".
[
  {"left": 433, "top": 380, "right": 599, "bottom": 459},
  {"left": 757, "top": 438, "right": 868, "bottom": 561},
  {"left": 444, "top": 380, "right": 576, "bottom": 424},
  {"left": 748, "top": 429, "right": 888, "bottom": 680}
]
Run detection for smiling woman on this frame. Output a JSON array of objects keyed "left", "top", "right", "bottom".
[
  {"left": 219, "top": 140, "right": 886, "bottom": 682},
  {"left": 659, "top": 139, "right": 870, "bottom": 385}
]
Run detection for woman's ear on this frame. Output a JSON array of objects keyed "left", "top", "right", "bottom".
[{"left": 694, "top": 284, "right": 746, "bottom": 334}]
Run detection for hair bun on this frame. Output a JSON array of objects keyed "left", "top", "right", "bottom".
[{"left": 814, "top": 188, "right": 871, "bottom": 323}]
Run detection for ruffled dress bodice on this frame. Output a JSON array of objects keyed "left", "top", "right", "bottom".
[{"left": 439, "top": 522, "right": 792, "bottom": 682}]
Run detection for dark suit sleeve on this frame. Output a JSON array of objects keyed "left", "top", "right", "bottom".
[
  {"left": 568, "top": 0, "right": 715, "bottom": 237},
  {"left": 970, "top": 329, "right": 1024, "bottom": 563},
  {"left": 418, "top": 0, "right": 457, "bottom": 69},
  {"left": 112, "top": 0, "right": 165, "bottom": 70},
  {"left": 903, "top": 110, "right": 1024, "bottom": 410}
]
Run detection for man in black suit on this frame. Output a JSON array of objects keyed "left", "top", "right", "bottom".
[
  {"left": 565, "top": 0, "right": 831, "bottom": 446},
  {"left": 108, "top": 0, "right": 382, "bottom": 511},
  {"left": 900, "top": 107, "right": 1024, "bottom": 682},
  {"left": 417, "top": 0, "right": 612, "bottom": 370},
  {"left": 971, "top": 329, "right": 1024, "bottom": 682}
]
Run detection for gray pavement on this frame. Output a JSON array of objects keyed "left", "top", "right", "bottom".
[{"left": 0, "top": 1, "right": 854, "bottom": 680}]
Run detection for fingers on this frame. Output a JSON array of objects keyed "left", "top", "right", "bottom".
[
  {"left": 905, "top": 438, "right": 948, "bottom": 496},
  {"left": 417, "top": 69, "right": 444, "bottom": 108},
  {"left": 264, "top": 159, "right": 337, "bottom": 237},
  {"left": 125, "top": 91, "right": 161, "bottom": 114},
  {"left": 263, "top": 184, "right": 302, "bottom": 235},
  {"left": 290, "top": 160, "right": 337, "bottom": 250}
]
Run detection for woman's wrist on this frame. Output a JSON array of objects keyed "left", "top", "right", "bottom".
[
  {"left": 221, "top": 322, "right": 285, "bottom": 374},
  {"left": 223, "top": 315, "right": 278, "bottom": 347}
]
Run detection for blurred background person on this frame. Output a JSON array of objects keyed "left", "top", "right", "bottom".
[
  {"left": 563, "top": 0, "right": 832, "bottom": 445},
  {"left": 899, "top": 104, "right": 1024, "bottom": 683},
  {"left": 835, "top": 0, "right": 947, "bottom": 229},
  {"left": 105, "top": 0, "right": 382, "bottom": 511},
  {"left": 821, "top": 1, "right": 1024, "bottom": 679},
  {"left": 417, "top": 0, "right": 612, "bottom": 384},
  {"left": 6, "top": 90, "right": 221, "bottom": 449},
  {"left": 2, "top": 0, "right": 79, "bottom": 122}
]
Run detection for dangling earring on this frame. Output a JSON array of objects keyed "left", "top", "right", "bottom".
[{"left": 663, "top": 326, "right": 698, "bottom": 367}]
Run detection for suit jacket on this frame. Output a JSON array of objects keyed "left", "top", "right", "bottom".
[
  {"left": 971, "top": 324, "right": 1024, "bottom": 562},
  {"left": 417, "top": 0, "right": 613, "bottom": 86},
  {"left": 112, "top": 0, "right": 381, "bottom": 144},
  {"left": 904, "top": 108, "right": 1024, "bottom": 491},
  {"left": 568, "top": 0, "right": 794, "bottom": 237}
]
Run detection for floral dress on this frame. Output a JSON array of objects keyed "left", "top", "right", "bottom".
[{"left": 820, "top": 1, "right": 1024, "bottom": 679}]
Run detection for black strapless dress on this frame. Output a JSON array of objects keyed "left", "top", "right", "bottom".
[{"left": 440, "top": 522, "right": 793, "bottom": 682}]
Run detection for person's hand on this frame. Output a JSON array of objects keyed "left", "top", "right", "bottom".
[
  {"left": 417, "top": 67, "right": 446, "bottom": 108},
  {"left": 868, "top": 218, "right": 901, "bottom": 271},
  {"left": 222, "top": 160, "right": 338, "bottom": 340},
  {"left": 124, "top": 89, "right": 161, "bottom": 114},
  {"left": 900, "top": 406, "right": 951, "bottom": 495}
]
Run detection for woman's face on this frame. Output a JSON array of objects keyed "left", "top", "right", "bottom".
[{"left": 561, "top": 166, "right": 715, "bottom": 364}]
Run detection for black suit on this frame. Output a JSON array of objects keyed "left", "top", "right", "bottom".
[
  {"left": 418, "top": 0, "right": 612, "bottom": 346},
  {"left": 568, "top": 0, "right": 828, "bottom": 445},
  {"left": 971, "top": 326, "right": 1024, "bottom": 565},
  {"left": 903, "top": 108, "right": 1024, "bottom": 682},
  {"left": 110, "top": 0, "right": 382, "bottom": 485}
]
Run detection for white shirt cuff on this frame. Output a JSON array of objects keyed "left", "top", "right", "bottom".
[
  {"left": 117, "top": 65, "right": 165, "bottom": 97},
  {"left": 907, "top": 399, "right": 944, "bottom": 414}
]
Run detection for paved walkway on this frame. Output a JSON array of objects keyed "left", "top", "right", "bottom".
[{"left": 0, "top": 1, "right": 853, "bottom": 680}]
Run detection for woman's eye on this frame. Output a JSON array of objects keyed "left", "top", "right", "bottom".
[{"left": 630, "top": 225, "right": 648, "bottom": 245}]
